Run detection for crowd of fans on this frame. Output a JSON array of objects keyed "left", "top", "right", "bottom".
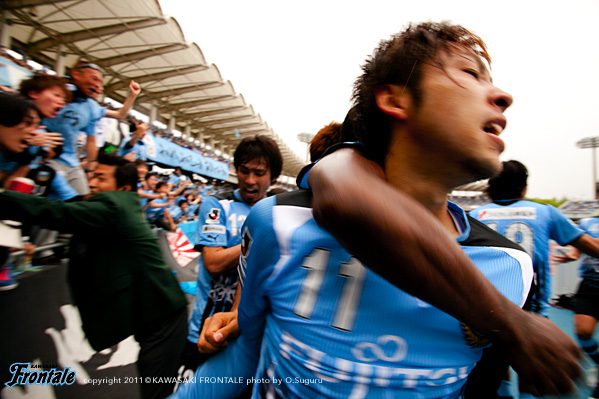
[{"left": 0, "top": 49, "right": 294, "bottom": 281}]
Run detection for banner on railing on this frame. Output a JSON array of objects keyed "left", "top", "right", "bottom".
[{"left": 144, "top": 134, "right": 229, "bottom": 180}]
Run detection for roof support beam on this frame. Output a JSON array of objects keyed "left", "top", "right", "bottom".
[
  {"left": 206, "top": 122, "right": 263, "bottom": 135},
  {"left": 137, "top": 81, "right": 225, "bottom": 102},
  {"left": 194, "top": 114, "right": 256, "bottom": 126},
  {"left": 2, "top": 0, "right": 72, "bottom": 9},
  {"left": 160, "top": 95, "right": 237, "bottom": 112},
  {"left": 180, "top": 106, "right": 247, "bottom": 120},
  {"left": 28, "top": 17, "right": 167, "bottom": 54},
  {"left": 96, "top": 43, "right": 188, "bottom": 67}
]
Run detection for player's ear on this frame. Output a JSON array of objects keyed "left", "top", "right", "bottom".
[
  {"left": 375, "top": 84, "right": 411, "bottom": 121},
  {"left": 117, "top": 184, "right": 132, "bottom": 192}
]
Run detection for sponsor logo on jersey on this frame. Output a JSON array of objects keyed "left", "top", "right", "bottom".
[
  {"left": 479, "top": 207, "right": 537, "bottom": 220},
  {"left": 202, "top": 225, "right": 226, "bottom": 235},
  {"left": 206, "top": 208, "right": 220, "bottom": 223}
]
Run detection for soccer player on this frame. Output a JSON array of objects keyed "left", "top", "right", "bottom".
[
  {"left": 177, "top": 135, "right": 282, "bottom": 380},
  {"left": 470, "top": 160, "right": 599, "bottom": 317},
  {"left": 569, "top": 216, "right": 599, "bottom": 399},
  {"left": 469, "top": 160, "right": 599, "bottom": 398},
  {"left": 174, "top": 22, "right": 579, "bottom": 398}
]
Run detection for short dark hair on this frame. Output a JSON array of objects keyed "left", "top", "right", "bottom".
[
  {"left": 178, "top": 199, "right": 188, "bottom": 206},
  {"left": 486, "top": 160, "right": 528, "bottom": 201},
  {"left": 97, "top": 153, "right": 137, "bottom": 191},
  {"left": 0, "top": 93, "right": 42, "bottom": 127},
  {"left": 19, "top": 74, "right": 71, "bottom": 102},
  {"left": 233, "top": 135, "right": 283, "bottom": 180},
  {"left": 145, "top": 171, "right": 157, "bottom": 181},
  {"left": 353, "top": 22, "right": 491, "bottom": 166},
  {"left": 156, "top": 181, "right": 168, "bottom": 190}
]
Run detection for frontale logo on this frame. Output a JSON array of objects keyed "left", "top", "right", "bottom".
[{"left": 4, "top": 362, "right": 76, "bottom": 388}]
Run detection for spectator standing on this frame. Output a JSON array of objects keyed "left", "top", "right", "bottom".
[
  {"left": 168, "top": 166, "right": 187, "bottom": 189},
  {"left": 43, "top": 61, "right": 141, "bottom": 195},
  {"left": 0, "top": 93, "right": 41, "bottom": 290},
  {"left": 119, "top": 121, "right": 149, "bottom": 161}
]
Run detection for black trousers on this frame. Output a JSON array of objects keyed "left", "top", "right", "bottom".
[{"left": 135, "top": 306, "right": 188, "bottom": 399}]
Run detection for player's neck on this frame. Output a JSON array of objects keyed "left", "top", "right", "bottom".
[
  {"left": 385, "top": 138, "right": 461, "bottom": 236},
  {"left": 385, "top": 163, "right": 457, "bottom": 236}
]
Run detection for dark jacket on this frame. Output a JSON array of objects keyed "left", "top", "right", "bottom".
[{"left": 0, "top": 189, "right": 187, "bottom": 350}]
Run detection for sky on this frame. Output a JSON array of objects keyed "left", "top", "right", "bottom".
[{"left": 160, "top": 0, "right": 599, "bottom": 200}]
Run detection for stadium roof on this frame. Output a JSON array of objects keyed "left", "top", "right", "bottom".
[{"left": 0, "top": 0, "right": 306, "bottom": 177}]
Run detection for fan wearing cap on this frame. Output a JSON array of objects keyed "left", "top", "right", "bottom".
[{"left": 43, "top": 61, "right": 141, "bottom": 196}]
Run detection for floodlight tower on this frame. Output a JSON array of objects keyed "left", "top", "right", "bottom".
[
  {"left": 576, "top": 136, "right": 599, "bottom": 199},
  {"left": 297, "top": 132, "right": 315, "bottom": 163}
]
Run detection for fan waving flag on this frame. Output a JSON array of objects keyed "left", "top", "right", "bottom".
[{"left": 166, "top": 228, "right": 200, "bottom": 267}]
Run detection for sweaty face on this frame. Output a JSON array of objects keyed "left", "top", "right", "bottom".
[
  {"left": 405, "top": 47, "right": 513, "bottom": 185},
  {"left": 89, "top": 164, "right": 118, "bottom": 194},
  {"left": 72, "top": 68, "right": 104, "bottom": 99},
  {"left": 237, "top": 158, "right": 272, "bottom": 206},
  {"left": 0, "top": 110, "right": 39, "bottom": 153},
  {"left": 28, "top": 86, "right": 66, "bottom": 119}
]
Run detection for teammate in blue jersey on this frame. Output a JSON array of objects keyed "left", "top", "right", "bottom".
[
  {"left": 43, "top": 61, "right": 141, "bottom": 195},
  {"left": 469, "top": 160, "right": 599, "bottom": 317},
  {"left": 572, "top": 217, "right": 599, "bottom": 398},
  {"left": 469, "top": 160, "right": 599, "bottom": 398},
  {"left": 176, "top": 135, "right": 282, "bottom": 386},
  {"left": 173, "top": 22, "right": 581, "bottom": 398}
]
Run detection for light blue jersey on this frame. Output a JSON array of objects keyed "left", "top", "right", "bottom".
[
  {"left": 470, "top": 200, "right": 583, "bottom": 315},
  {"left": 43, "top": 93, "right": 106, "bottom": 167},
  {"left": 144, "top": 197, "right": 167, "bottom": 223},
  {"left": 579, "top": 218, "right": 599, "bottom": 287},
  {"left": 119, "top": 136, "right": 147, "bottom": 160},
  {"left": 175, "top": 192, "right": 532, "bottom": 399},
  {"left": 186, "top": 189, "right": 252, "bottom": 344}
]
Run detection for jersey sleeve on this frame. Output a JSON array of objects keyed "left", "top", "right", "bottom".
[
  {"left": 237, "top": 197, "right": 280, "bottom": 340},
  {"left": 84, "top": 100, "right": 107, "bottom": 136},
  {"left": 580, "top": 218, "right": 599, "bottom": 238},
  {"left": 48, "top": 172, "right": 79, "bottom": 201},
  {"left": 548, "top": 205, "right": 584, "bottom": 245},
  {"left": 193, "top": 196, "right": 227, "bottom": 248}
]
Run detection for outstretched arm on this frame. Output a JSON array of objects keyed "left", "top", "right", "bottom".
[
  {"left": 308, "top": 148, "right": 581, "bottom": 395},
  {"left": 105, "top": 80, "right": 141, "bottom": 120}
]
